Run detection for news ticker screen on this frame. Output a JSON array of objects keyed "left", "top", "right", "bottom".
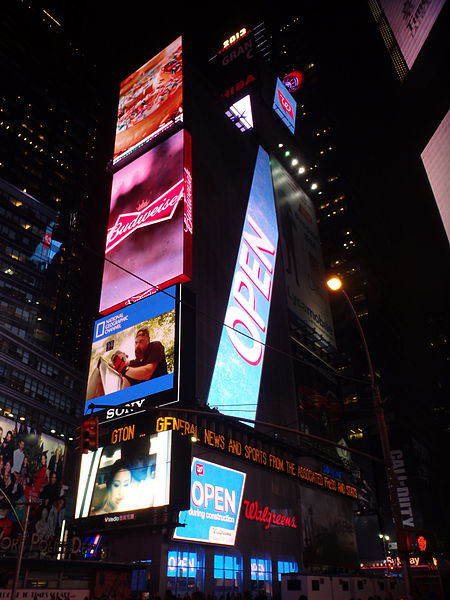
[
  {"left": 85, "top": 286, "right": 178, "bottom": 416},
  {"left": 113, "top": 36, "right": 183, "bottom": 165}
]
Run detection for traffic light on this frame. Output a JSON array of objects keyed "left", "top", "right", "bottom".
[{"left": 75, "top": 415, "right": 99, "bottom": 454}]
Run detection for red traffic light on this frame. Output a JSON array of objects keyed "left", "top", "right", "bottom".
[{"left": 74, "top": 415, "right": 99, "bottom": 454}]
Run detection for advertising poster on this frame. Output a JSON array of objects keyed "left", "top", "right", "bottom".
[
  {"left": 173, "top": 458, "right": 246, "bottom": 546},
  {"left": 273, "top": 78, "right": 297, "bottom": 135},
  {"left": 85, "top": 287, "right": 177, "bottom": 415},
  {"left": 113, "top": 36, "right": 183, "bottom": 164},
  {"left": 421, "top": 109, "right": 450, "bottom": 242},
  {"left": 0, "top": 416, "right": 68, "bottom": 552},
  {"left": 207, "top": 146, "right": 278, "bottom": 423},
  {"left": 271, "top": 157, "right": 336, "bottom": 351},
  {"left": 378, "top": 0, "right": 446, "bottom": 69},
  {"left": 301, "top": 485, "right": 358, "bottom": 569},
  {"left": 100, "top": 130, "right": 192, "bottom": 315},
  {"left": 75, "top": 430, "right": 172, "bottom": 518}
]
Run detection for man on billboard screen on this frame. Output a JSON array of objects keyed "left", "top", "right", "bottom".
[{"left": 85, "top": 288, "right": 176, "bottom": 414}]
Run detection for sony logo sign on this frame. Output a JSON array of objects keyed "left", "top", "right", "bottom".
[{"left": 105, "top": 399, "right": 146, "bottom": 421}]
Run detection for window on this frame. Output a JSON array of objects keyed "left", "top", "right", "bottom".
[
  {"left": 214, "top": 553, "right": 243, "bottom": 593},
  {"left": 250, "top": 557, "right": 272, "bottom": 595},
  {"left": 166, "top": 548, "right": 205, "bottom": 595},
  {"left": 277, "top": 560, "right": 298, "bottom": 581}
]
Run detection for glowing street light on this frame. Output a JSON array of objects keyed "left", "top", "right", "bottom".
[
  {"left": 327, "top": 276, "right": 412, "bottom": 598},
  {"left": 326, "top": 276, "right": 342, "bottom": 291}
]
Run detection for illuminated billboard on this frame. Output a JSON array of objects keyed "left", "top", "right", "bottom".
[
  {"left": 378, "top": 0, "right": 446, "bottom": 69},
  {"left": 75, "top": 429, "right": 173, "bottom": 518},
  {"left": 100, "top": 129, "right": 192, "bottom": 315},
  {"left": 421, "top": 109, "right": 450, "bottom": 242},
  {"left": 113, "top": 36, "right": 183, "bottom": 164},
  {"left": 85, "top": 286, "right": 177, "bottom": 415},
  {"left": 273, "top": 78, "right": 297, "bottom": 135},
  {"left": 271, "top": 157, "right": 336, "bottom": 351},
  {"left": 207, "top": 147, "right": 278, "bottom": 422},
  {"left": 173, "top": 457, "right": 246, "bottom": 545}
]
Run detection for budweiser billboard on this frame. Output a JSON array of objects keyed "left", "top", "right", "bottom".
[
  {"left": 113, "top": 36, "right": 183, "bottom": 165},
  {"left": 99, "top": 129, "right": 192, "bottom": 315}
]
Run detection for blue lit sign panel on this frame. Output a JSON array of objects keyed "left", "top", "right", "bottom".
[
  {"left": 173, "top": 458, "right": 246, "bottom": 546},
  {"left": 273, "top": 78, "right": 297, "bottom": 135},
  {"left": 207, "top": 146, "right": 278, "bottom": 423},
  {"left": 85, "top": 287, "right": 176, "bottom": 414}
]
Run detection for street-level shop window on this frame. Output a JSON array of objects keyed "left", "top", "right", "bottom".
[
  {"left": 250, "top": 557, "right": 272, "bottom": 595},
  {"left": 214, "top": 553, "right": 243, "bottom": 594},
  {"left": 167, "top": 548, "right": 205, "bottom": 595},
  {"left": 277, "top": 560, "right": 298, "bottom": 581}
]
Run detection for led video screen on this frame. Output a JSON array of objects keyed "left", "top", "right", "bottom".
[
  {"left": 421, "top": 109, "right": 450, "bottom": 242},
  {"left": 173, "top": 457, "right": 246, "bottom": 546},
  {"left": 100, "top": 129, "right": 192, "bottom": 315},
  {"left": 378, "top": 0, "right": 446, "bottom": 69},
  {"left": 207, "top": 146, "right": 278, "bottom": 423},
  {"left": 75, "top": 430, "right": 172, "bottom": 518},
  {"left": 113, "top": 36, "right": 183, "bottom": 164},
  {"left": 273, "top": 78, "right": 297, "bottom": 135},
  {"left": 85, "top": 287, "right": 177, "bottom": 415}
]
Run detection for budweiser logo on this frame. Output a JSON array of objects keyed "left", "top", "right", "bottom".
[
  {"left": 106, "top": 179, "right": 184, "bottom": 253},
  {"left": 278, "top": 89, "right": 293, "bottom": 118}
]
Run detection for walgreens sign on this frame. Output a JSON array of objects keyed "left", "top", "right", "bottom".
[{"left": 207, "top": 147, "right": 278, "bottom": 422}]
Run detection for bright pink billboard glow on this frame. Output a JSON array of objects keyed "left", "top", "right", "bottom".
[
  {"left": 379, "top": 0, "right": 446, "bottom": 69},
  {"left": 99, "top": 129, "right": 192, "bottom": 315}
]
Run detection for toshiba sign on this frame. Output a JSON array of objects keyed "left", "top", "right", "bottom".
[{"left": 207, "top": 147, "right": 278, "bottom": 422}]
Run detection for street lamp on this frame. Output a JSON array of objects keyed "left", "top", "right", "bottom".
[
  {"left": 379, "top": 533, "right": 390, "bottom": 576},
  {"left": 326, "top": 276, "right": 412, "bottom": 599}
]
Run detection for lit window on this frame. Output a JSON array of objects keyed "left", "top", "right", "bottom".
[
  {"left": 251, "top": 557, "right": 272, "bottom": 595},
  {"left": 225, "top": 95, "right": 253, "bottom": 131},
  {"left": 277, "top": 560, "right": 298, "bottom": 581},
  {"left": 214, "top": 553, "right": 243, "bottom": 593}
]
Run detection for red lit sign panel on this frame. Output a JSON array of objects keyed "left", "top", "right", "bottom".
[
  {"left": 99, "top": 129, "right": 192, "bottom": 315},
  {"left": 243, "top": 499, "right": 297, "bottom": 530}
]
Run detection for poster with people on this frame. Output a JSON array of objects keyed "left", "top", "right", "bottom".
[{"left": 0, "top": 415, "right": 68, "bottom": 551}]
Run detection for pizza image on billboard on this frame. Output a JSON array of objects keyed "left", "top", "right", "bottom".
[
  {"left": 85, "top": 288, "right": 177, "bottom": 414},
  {"left": 114, "top": 36, "right": 183, "bottom": 164},
  {"left": 100, "top": 129, "right": 192, "bottom": 315}
]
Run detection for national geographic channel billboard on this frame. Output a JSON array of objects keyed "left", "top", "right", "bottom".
[{"left": 85, "top": 286, "right": 178, "bottom": 415}]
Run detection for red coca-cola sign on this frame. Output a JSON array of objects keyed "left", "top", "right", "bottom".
[{"left": 243, "top": 499, "right": 297, "bottom": 530}]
